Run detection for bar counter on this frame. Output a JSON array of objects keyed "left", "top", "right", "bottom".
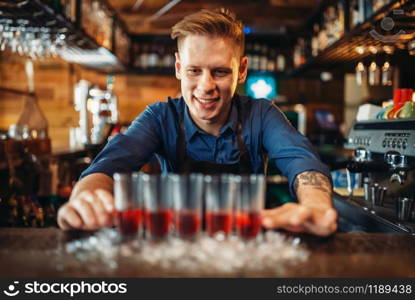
[{"left": 0, "top": 228, "right": 414, "bottom": 277}]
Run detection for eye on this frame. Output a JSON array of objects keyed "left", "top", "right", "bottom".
[
  {"left": 213, "top": 69, "right": 230, "bottom": 77},
  {"left": 186, "top": 68, "right": 200, "bottom": 76}
]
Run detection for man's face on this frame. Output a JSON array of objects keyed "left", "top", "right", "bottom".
[{"left": 175, "top": 35, "right": 247, "bottom": 128}]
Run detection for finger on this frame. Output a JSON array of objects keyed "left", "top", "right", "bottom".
[
  {"left": 71, "top": 194, "right": 99, "bottom": 229},
  {"left": 262, "top": 204, "right": 312, "bottom": 230},
  {"left": 287, "top": 205, "right": 312, "bottom": 227},
  {"left": 90, "top": 194, "right": 113, "bottom": 227},
  {"left": 303, "top": 211, "right": 337, "bottom": 237},
  {"left": 95, "top": 189, "right": 114, "bottom": 212},
  {"left": 57, "top": 204, "right": 83, "bottom": 230},
  {"left": 283, "top": 224, "right": 308, "bottom": 233},
  {"left": 261, "top": 202, "right": 297, "bottom": 218},
  {"left": 322, "top": 209, "right": 338, "bottom": 233},
  {"left": 261, "top": 206, "right": 293, "bottom": 228}
]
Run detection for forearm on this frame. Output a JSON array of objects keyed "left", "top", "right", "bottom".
[
  {"left": 261, "top": 171, "right": 336, "bottom": 236},
  {"left": 70, "top": 173, "right": 114, "bottom": 202},
  {"left": 293, "top": 171, "right": 333, "bottom": 209}
]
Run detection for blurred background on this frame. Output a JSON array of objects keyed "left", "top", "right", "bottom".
[{"left": 1, "top": 0, "right": 414, "bottom": 230}]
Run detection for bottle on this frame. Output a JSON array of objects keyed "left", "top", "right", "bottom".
[
  {"left": 163, "top": 45, "right": 175, "bottom": 68},
  {"left": 245, "top": 43, "right": 253, "bottom": 70},
  {"left": 364, "top": 0, "right": 373, "bottom": 20},
  {"left": 381, "top": 61, "right": 393, "bottom": 86},
  {"left": 252, "top": 43, "right": 261, "bottom": 71},
  {"left": 393, "top": 89, "right": 413, "bottom": 119},
  {"left": 267, "top": 49, "right": 276, "bottom": 72},
  {"left": 325, "top": 6, "right": 336, "bottom": 46},
  {"left": 311, "top": 24, "right": 319, "bottom": 57},
  {"left": 386, "top": 89, "right": 405, "bottom": 119},
  {"left": 276, "top": 54, "right": 286, "bottom": 72},
  {"left": 147, "top": 44, "right": 160, "bottom": 70},
  {"left": 358, "top": 0, "right": 365, "bottom": 24},
  {"left": 259, "top": 44, "right": 268, "bottom": 72},
  {"left": 337, "top": 1, "right": 345, "bottom": 39},
  {"left": 133, "top": 43, "right": 142, "bottom": 68},
  {"left": 140, "top": 44, "right": 149, "bottom": 70},
  {"left": 318, "top": 23, "right": 328, "bottom": 52},
  {"left": 350, "top": 0, "right": 360, "bottom": 27}
]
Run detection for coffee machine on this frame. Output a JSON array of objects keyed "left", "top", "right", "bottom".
[{"left": 342, "top": 119, "right": 415, "bottom": 232}]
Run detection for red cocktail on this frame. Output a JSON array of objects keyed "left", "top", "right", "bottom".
[
  {"left": 206, "top": 211, "right": 232, "bottom": 236},
  {"left": 176, "top": 210, "right": 201, "bottom": 238},
  {"left": 146, "top": 209, "right": 173, "bottom": 238},
  {"left": 116, "top": 208, "right": 142, "bottom": 235},
  {"left": 236, "top": 211, "right": 261, "bottom": 239}
]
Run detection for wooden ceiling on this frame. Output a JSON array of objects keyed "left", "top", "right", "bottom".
[{"left": 107, "top": 0, "right": 319, "bottom": 35}]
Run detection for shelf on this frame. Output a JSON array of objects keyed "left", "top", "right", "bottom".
[
  {"left": 0, "top": 0, "right": 126, "bottom": 73},
  {"left": 0, "top": 87, "right": 33, "bottom": 97},
  {"left": 288, "top": 0, "right": 415, "bottom": 77}
]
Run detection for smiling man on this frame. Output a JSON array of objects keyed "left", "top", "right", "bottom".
[{"left": 58, "top": 8, "right": 337, "bottom": 236}]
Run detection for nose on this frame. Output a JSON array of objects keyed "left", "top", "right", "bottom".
[{"left": 197, "top": 71, "right": 216, "bottom": 94}]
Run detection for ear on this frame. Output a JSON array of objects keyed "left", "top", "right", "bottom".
[
  {"left": 175, "top": 52, "right": 181, "bottom": 80},
  {"left": 238, "top": 56, "right": 248, "bottom": 84}
]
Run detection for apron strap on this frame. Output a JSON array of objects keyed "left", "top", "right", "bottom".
[{"left": 167, "top": 97, "right": 186, "bottom": 169}]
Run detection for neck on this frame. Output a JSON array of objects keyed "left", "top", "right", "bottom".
[{"left": 191, "top": 103, "right": 232, "bottom": 136}]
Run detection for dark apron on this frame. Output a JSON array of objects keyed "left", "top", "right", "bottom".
[{"left": 168, "top": 97, "right": 254, "bottom": 175}]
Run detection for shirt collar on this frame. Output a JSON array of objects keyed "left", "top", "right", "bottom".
[{"left": 183, "top": 97, "right": 239, "bottom": 142}]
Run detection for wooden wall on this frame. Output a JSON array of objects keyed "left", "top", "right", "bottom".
[
  {"left": 0, "top": 51, "right": 344, "bottom": 150},
  {"left": 0, "top": 51, "right": 179, "bottom": 150}
]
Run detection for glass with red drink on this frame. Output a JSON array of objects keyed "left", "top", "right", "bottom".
[
  {"left": 235, "top": 175, "right": 265, "bottom": 240},
  {"left": 171, "top": 174, "right": 203, "bottom": 239},
  {"left": 113, "top": 173, "right": 143, "bottom": 238},
  {"left": 142, "top": 174, "right": 173, "bottom": 240},
  {"left": 204, "top": 175, "right": 238, "bottom": 238}
]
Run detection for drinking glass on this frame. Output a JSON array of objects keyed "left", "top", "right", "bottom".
[
  {"left": 113, "top": 173, "right": 143, "bottom": 237},
  {"left": 171, "top": 174, "right": 204, "bottom": 239},
  {"left": 204, "top": 175, "right": 238, "bottom": 237},
  {"left": 142, "top": 174, "right": 173, "bottom": 240},
  {"left": 234, "top": 175, "right": 265, "bottom": 240}
]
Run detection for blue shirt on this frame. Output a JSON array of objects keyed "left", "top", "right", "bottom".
[{"left": 81, "top": 95, "right": 330, "bottom": 196}]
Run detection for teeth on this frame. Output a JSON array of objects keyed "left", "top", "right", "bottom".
[{"left": 195, "top": 97, "right": 218, "bottom": 104}]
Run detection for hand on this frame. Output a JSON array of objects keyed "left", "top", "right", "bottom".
[
  {"left": 57, "top": 189, "right": 115, "bottom": 230},
  {"left": 261, "top": 202, "right": 337, "bottom": 237}
]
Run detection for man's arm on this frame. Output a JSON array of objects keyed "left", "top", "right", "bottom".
[
  {"left": 58, "top": 103, "right": 164, "bottom": 231},
  {"left": 261, "top": 171, "right": 337, "bottom": 236},
  {"left": 57, "top": 173, "right": 115, "bottom": 230}
]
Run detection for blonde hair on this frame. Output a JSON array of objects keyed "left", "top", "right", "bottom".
[{"left": 171, "top": 8, "right": 245, "bottom": 57}]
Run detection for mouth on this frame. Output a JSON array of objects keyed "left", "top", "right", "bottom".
[
  {"left": 193, "top": 96, "right": 220, "bottom": 104},
  {"left": 193, "top": 95, "right": 220, "bottom": 110}
]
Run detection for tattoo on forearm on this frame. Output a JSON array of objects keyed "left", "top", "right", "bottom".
[{"left": 294, "top": 171, "right": 332, "bottom": 194}]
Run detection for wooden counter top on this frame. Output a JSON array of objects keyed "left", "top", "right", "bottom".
[{"left": 0, "top": 228, "right": 414, "bottom": 278}]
